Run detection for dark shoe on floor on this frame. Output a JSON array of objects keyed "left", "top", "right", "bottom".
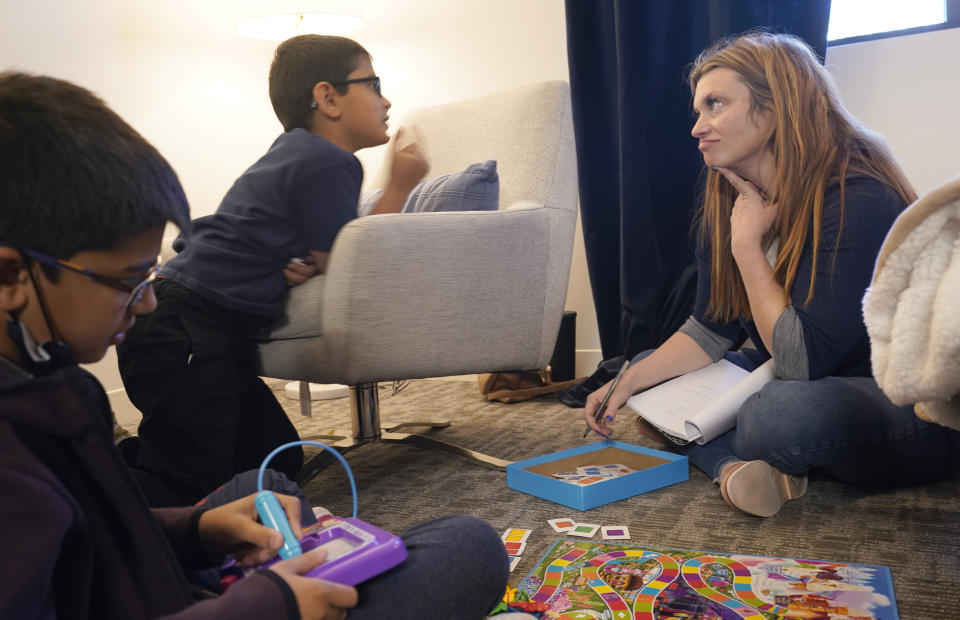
[
  {"left": 719, "top": 460, "right": 807, "bottom": 517},
  {"left": 557, "top": 355, "right": 627, "bottom": 408},
  {"left": 116, "top": 435, "right": 141, "bottom": 468},
  {"left": 558, "top": 381, "right": 592, "bottom": 408}
]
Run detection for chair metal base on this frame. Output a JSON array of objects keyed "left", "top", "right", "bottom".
[{"left": 294, "top": 382, "right": 511, "bottom": 485}]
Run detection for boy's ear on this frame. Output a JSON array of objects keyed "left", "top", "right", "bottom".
[
  {"left": 311, "top": 82, "right": 343, "bottom": 121},
  {"left": 0, "top": 248, "right": 30, "bottom": 313}
]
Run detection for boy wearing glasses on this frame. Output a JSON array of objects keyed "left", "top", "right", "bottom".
[
  {"left": 117, "top": 35, "right": 429, "bottom": 505},
  {"left": 0, "top": 70, "right": 356, "bottom": 619},
  {"left": 0, "top": 71, "right": 507, "bottom": 620}
]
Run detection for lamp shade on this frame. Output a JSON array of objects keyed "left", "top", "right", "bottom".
[{"left": 236, "top": 0, "right": 363, "bottom": 40}]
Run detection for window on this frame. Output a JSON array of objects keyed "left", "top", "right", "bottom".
[{"left": 828, "top": 0, "right": 960, "bottom": 45}]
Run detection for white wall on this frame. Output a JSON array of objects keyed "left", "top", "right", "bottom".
[
  {"left": 2, "top": 0, "right": 958, "bottom": 424},
  {"left": 825, "top": 28, "right": 960, "bottom": 195}
]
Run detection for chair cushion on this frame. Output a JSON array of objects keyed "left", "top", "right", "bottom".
[
  {"left": 357, "top": 160, "right": 499, "bottom": 216},
  {"left": 259, "top": 274, "right": 326, "bottom": 340}
]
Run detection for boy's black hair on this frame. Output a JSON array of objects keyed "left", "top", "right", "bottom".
[
  {"left": 269, "top": 34, "right": 370, "bottom": 132},
  {"left": 0, "top": 72, "right": 190, "bottom": 259}
]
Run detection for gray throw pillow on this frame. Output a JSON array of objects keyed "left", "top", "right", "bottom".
[{"left": 357, "top": 160, "right": 498, "bottom": 216}]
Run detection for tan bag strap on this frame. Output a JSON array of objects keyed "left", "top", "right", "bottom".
[{"left": 484, "top": 377, "right": 581, "bottom": 404}]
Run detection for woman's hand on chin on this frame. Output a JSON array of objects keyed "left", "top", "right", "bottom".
[{"left": 716, "top": 167, "right": 778, "bottom": 258}]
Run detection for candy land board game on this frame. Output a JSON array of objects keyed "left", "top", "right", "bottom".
[{"left": 512, "top": 539, "right": 898, "bottom": 619}]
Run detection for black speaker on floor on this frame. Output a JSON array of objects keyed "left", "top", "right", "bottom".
[{"left": 549, "top": 311, "right": 577, "bottom": 381}]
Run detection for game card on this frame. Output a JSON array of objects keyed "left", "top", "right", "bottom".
[
  {"left": 501, "top": 527, "right": 532, "bottom": 543},
  {"left": 547, "top": 518, "right": 576, "bottom": 533},
  {"left": 568, "top": 523, "right": 601, "bottom": 538},
  {"left": 601, "top": 525, "right": 631, "bottom": 540},
  {"left": 504, "top": 540, "right": 527, "bottom": 555}
]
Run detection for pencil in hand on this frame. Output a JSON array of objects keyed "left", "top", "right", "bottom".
[{"left": 582, "top": 360, "right": 630, "bottom": 438}]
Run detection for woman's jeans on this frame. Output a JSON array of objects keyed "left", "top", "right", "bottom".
[{"left": 631, "top": 350, "right": 960, "bottom": 484}]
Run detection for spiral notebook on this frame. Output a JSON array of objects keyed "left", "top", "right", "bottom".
[{"left": 625, "top": 359, "right": 775, "bottom": 445}]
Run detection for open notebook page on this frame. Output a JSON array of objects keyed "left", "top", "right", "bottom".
[{"left": 626, "top": 359, "right": 775, "bottom": 444}]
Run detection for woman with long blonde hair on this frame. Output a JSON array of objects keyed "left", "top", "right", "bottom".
[{"left": 582, "top": 31, "right": 960, "bottom": 517}]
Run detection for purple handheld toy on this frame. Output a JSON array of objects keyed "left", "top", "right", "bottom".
[
  {"left": 226, "top": 516, "right": 408, "bottom": 586},
  {"left": 224, "top": 441, "right": 407, "bottom": 588}
]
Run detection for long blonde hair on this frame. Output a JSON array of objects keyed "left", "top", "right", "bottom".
[{"left": 689, "top": 31, "right": 915, "bottom": 322}]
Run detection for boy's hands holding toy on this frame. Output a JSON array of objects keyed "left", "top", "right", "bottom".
[
  {"left": 270, "top": 550, "right": 359, "bottom": 620},
  {"left": 199, "top": 494, "right": 358, "bottom": 619},
  {"left": 197, "top": 492, "right": 303, "bottom": 566}
]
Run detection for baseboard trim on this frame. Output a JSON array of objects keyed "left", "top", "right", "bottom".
[
  {"left": 575, "top": 349, "right": 602, "bottom": 379},
  {"left": 107, "top": 388, "right": 142, "bottom": 430},
  {"left": 102, "top": 349, "right": 605, "bottom": 429}
]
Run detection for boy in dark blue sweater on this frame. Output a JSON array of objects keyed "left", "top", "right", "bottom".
[{"left": 118, "top": 35, "right": 429, "bottom": 505}]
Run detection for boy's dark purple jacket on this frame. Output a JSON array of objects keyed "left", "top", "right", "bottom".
[{"left": 0, "top": 361, "right": 298, "bottom": 619}]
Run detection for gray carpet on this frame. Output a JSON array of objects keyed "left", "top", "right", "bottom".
[{"left": 269, "top": 378, "right": 960, "bottom": 619}]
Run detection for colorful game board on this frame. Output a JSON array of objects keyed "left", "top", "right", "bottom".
[{"left": 514, "top": 539, "right": 898, "bottom": 619}]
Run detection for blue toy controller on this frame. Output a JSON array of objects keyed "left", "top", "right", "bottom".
[{"left": 254, "top": 491, "right": 303, "bottom": 559}]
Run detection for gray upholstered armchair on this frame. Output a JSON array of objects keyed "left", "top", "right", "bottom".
[{"left": 253, "top": 80, "right": 578, "bottom": 481}]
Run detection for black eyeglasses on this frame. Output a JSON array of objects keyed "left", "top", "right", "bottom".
[
  {"left": 310, "top": 76, "right": 382, "bottom": 109},
  {"left": 331, "top": 76, "right": 381, "bottom": 97},
  {"left": 20, "top": 248, "right": 160, "bottom": 311}
]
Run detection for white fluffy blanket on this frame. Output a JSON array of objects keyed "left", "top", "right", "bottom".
[{"left": 863, "top": 173, "right": 960, "bottom": 431}]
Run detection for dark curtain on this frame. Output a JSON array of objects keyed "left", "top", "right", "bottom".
[{"left": 563, "top": 0, "right": 831, "bottom": 398}]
